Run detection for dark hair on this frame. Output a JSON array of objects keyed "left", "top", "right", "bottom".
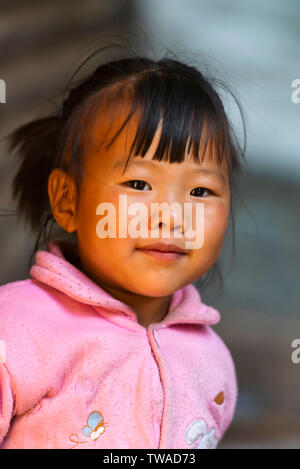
[{"left": 3, "top": 46, "right": 247, "bottom": 291}]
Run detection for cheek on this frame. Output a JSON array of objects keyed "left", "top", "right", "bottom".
[
  {"left": 76, "top": 188, "right": 138, "bottom": 255},
  {"left": 202, "top": 200, "right": 229, "bottom": 252},
  {"left": 76, "top": 183, "right": 116, "bottom": 238},
  {"left": 187, "top": 201, "right": 229, "bottom": 278},
  {"left": 75, "top": 179, "right": 102, "bottom": 233}
]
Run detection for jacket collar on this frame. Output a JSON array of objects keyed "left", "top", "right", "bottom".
[{"left": 29, "top": 240, "right": 220, "bottom": 331}]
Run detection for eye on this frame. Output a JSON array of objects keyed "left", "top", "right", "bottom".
[
  {"left": 124, "top": 180, "right": 151, "bottom": 191},
  {"left": 190, "top": 187, "right": 212, "bottom": 197}
]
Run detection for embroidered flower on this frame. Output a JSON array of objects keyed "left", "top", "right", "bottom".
[
  {"left": 185, "top": 418, "right": 218, "bottom": 449},
  {"left": 195, "top": 427, "right": 218, "bottom": 449}
]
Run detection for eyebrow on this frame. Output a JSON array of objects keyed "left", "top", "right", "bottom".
[
  {"left": 126, "top": 158, "right": 227, "bottom": 183},
  {"left": 192, "top": 167, "right": 226, "bottom": 183}
]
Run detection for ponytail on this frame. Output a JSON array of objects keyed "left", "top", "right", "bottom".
[{"left": 7, "top": 115, "right": 62, "bottom": 233}]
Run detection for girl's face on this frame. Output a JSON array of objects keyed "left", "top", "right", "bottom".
[{"left": 50, "top": 104, "right": 230, "bottom": 298}]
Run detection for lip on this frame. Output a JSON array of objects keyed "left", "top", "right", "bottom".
[
  {"left": 136, "top": 242, "right": 187, "bottom": 261},
  {"left": 137, "top": 242, "right": 187, "bottom": 254}
]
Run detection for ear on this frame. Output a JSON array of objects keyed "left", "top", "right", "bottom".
[{"left": 48, "top": 168, "right": 77, "bottom": 233}]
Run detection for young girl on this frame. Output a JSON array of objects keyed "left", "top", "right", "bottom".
[{"left": 0, "top": 51, "right": 246, "bottom": 449}]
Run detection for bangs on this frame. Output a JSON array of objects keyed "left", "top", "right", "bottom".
[{"left": 89, "top": 71, "right": 233, "bottom": 173}]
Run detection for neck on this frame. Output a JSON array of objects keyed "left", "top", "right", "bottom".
[
  {"left": 83, "top": 265, "right": 172, "bottom": 328},
  {"left": 59, "top": 240, "right": 173, "bottom": 328},
  {"left": 98, "top": 283, "right": 172, "bottom": 328}
]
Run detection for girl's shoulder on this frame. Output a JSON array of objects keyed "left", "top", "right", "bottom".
[
  {"left": 0, "top": 276, "right": 95, "bottom": 336},
  {"left": 0, "top": 278, "right": 35, "bottom": 305},
  {"left": 0, "top": 278, "right": 33, "bottom": 293},
  {"left": 0, "top": 279, "right": 39, "bottom": 324},
  {"left": 0, "top": 278, "right": 49, "bottom": 303},
  {"left": 0, "top": 277, "right": 65, "bottom": 322},
  {"left": 0, "top": 279, "right": 51, "bottom": 368}
]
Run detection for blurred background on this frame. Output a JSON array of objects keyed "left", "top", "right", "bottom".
[{"left": 0, "top": 0, "right": 299, "bottom": 448}]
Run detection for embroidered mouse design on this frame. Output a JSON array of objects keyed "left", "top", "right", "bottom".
[
  {"left": 185, "top": 419, "right": 218, "bottom": 449},
  {"left": 81, "top": 411, "right": 108, "bottom": 440},
  {"left": 69, "top": 410, "right": 109, "bottom": 448}
]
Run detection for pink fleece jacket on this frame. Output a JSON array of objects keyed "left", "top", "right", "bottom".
[{"left": 0, "top": 240, "right": 238, "bottom": 449}]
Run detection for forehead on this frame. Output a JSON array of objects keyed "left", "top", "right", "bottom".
[{"left": 83, "top": 96, "right": 229, "bottom": 178}]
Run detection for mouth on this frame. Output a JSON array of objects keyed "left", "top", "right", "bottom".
[{"left": 136, "top": 242, "right": 187, "bottom": 261}]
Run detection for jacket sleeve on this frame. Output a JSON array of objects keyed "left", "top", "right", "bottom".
[
  {"left": 208, "top": 327, "right": 238, "bottom": 441},
  {"left": 0, "top": 360, "right": 14, "bottom": 445},
  {"left": 220, "top": 343, "right": 238, "bottom": 438}
]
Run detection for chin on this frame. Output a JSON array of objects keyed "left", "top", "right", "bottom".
[{"left": 133, "top": 283, "right": 179, "bottom": 298}]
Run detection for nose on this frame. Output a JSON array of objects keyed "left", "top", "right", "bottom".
[{"left": 148, "top": 200, "right": 185, "bottom": 237}]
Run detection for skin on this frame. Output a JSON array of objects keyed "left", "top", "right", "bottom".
[{"left": 48, "top": 100, "right": 230, "bottom": 328}]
